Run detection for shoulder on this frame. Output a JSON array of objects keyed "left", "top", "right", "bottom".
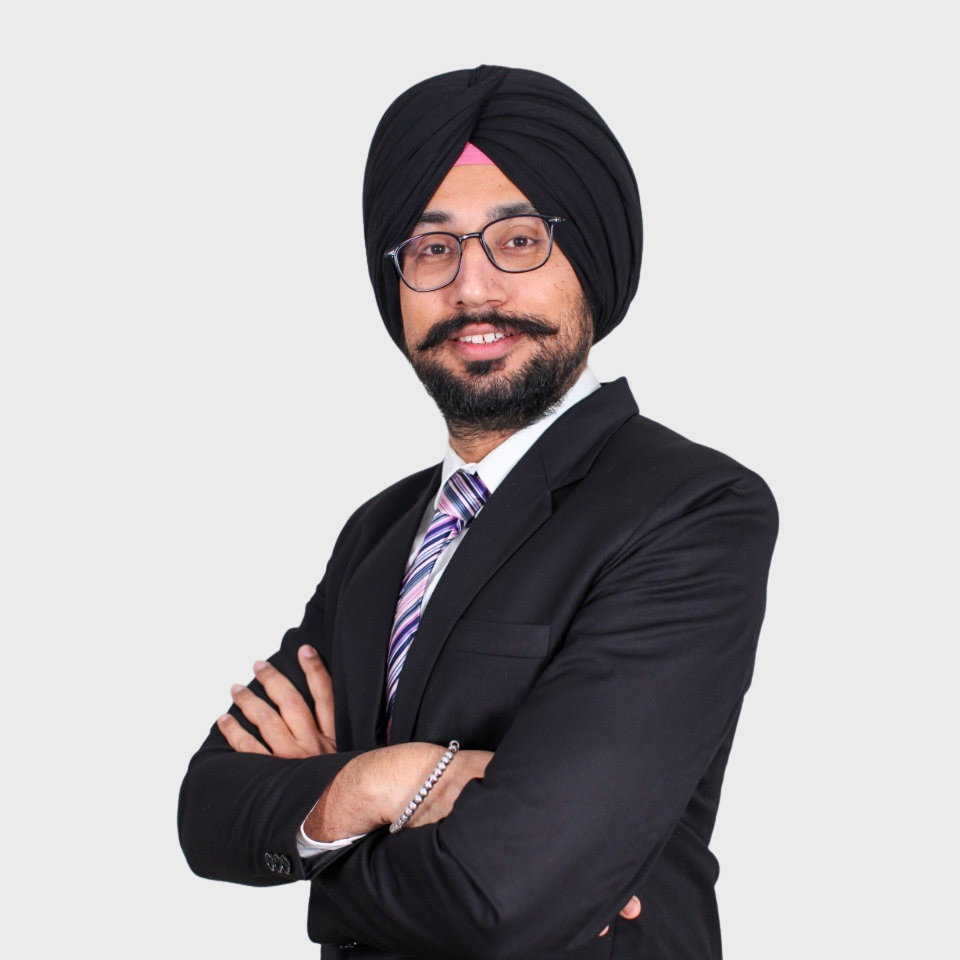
[
  {"left": 589, "top": 411, "right": 778, "bottom": 533},
  {"left": 330, "top": 462, "right": 438, "bottom": 551}
]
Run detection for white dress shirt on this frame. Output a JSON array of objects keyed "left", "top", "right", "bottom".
[{"left": 297, "top": 365, "right": 601, "bottom": 855}]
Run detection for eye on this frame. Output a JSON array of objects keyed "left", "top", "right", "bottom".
[
  {"left": 504, "top": 234, "right": 537, "bottom": 249},
  {"left": 486, "top": 216, "right": 549, "bottom": 257},
  {"left": 404, "top": 234, "right": 457, "bottom": 261}
]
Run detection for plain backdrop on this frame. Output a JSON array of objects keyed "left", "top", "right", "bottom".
[{"left": 2, "top": 2, "right": 956, "bottom": 957}]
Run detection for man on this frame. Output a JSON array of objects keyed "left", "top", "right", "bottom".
[{"left": 178, "top": 65, "right": 779, "bottom": 960}]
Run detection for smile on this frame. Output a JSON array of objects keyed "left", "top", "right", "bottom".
[
  {"left": 455, "top": 332, "right": 511, "bottom": 344},
  {"left": 447, "top": 328, "right": 522, "bottom": 360}
]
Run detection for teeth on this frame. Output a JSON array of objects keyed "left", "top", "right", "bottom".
[{"left": 457, "top": 332, "right": 509, "bottom": 344}]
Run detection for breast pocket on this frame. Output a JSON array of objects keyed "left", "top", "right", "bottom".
[
  {"left": 418, "top": 619, "right": 553, "bottom": 746},
  {"left": 445, "top": 618, "right": 552, "bottom": 658}
]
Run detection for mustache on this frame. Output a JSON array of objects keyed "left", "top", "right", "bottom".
[{"left": 416, "top": 309, "right": 560, "bottom": 353}]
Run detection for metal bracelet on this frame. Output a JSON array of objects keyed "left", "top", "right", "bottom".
[{"left": 388, "top": 740, "right": 460, "bottom": 834}]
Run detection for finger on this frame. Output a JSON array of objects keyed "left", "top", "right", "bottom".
[
  {"left": 298, "top": 645, "right": 337, "bottom": 746},
  {"left": 619, "top": 895, "right": 642, "bottom": 920},
  {"left": 217, "top": 713, "right": 270, "bottom": 755},
  {"left": 230, "top": 683, "right": 304, "bottom": 757},
  {"left": 598, "top": 925, "right": 610, "bottom": 938},
  {"left": 252, "top": 660, "right": 324, "bottom": 750}
]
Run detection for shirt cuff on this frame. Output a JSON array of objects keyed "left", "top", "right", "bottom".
[{"left": 296, "top": 819, "right": 368, "bottom": 857}]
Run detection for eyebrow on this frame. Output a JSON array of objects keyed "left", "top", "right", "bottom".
[{"left": 414, "top": 201, "right": 540, "bottom": 229}]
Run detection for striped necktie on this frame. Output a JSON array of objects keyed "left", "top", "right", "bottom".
[{"left": 384, "top": 468, "right": 490, "bottom": 741}]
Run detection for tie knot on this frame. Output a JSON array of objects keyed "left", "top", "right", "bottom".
[{"left": 437, "top": 468, "right": 490, "bottom": 526}]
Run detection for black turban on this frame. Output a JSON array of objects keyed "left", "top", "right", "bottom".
[{"left": 362, "top": 65, "right": 643, "bottom": 352}]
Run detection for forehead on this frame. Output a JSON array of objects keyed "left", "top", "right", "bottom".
[{"left": 414, "top": 164, "right": 536, "bottom": 229}]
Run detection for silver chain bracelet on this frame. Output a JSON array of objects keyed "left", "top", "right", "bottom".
[{"left": 388, "top": 740, "right": 460, "bottom": 834}]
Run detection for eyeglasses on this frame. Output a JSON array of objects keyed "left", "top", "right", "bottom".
[{"left": 384, "top": 214, "right": 566, "bottom": 292}]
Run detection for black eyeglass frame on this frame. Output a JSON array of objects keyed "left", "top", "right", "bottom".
[{"left": 384, "top": 214, "right": 566, "bottom": 293}]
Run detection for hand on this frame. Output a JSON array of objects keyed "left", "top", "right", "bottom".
[
  {"left": 303, "top": 742, "right": 493, "bottom": 842},
  {"left": 598, "top": 895, "right": 642, "bottom": 937},
  {"left": 217, "top": 645, "right": 336, "bottom": 758}
]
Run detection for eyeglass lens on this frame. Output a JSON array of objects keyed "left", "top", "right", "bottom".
[{"left": 397, "top": 216, "right": 553, "bottom": 291}]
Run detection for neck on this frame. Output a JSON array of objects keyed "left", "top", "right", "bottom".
[{"left": 448, "top": 425, "right": 515, "bottom": 464}]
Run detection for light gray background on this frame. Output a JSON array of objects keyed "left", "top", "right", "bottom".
[{"left": 2, "top": 1, "right": 955, "bottom": 957}]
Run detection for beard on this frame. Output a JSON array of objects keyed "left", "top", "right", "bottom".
[{"left": 404, "top": 295, "right": 594, "bottom": 434}]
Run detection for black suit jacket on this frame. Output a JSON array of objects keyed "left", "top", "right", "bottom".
[{"left": 178, "top": 377, "right": 779, "bottom": 960}]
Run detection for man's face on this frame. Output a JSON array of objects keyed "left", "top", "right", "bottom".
[{"left": 398, "top": 163, "right": 593, "bottom": 433}]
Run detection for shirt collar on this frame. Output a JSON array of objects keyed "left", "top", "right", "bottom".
[{"left": 435, "top": 364, "right": 601, "bottom": 506}]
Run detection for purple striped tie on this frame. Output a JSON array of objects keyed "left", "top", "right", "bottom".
[{"left": 384, "top": 468, "right": 490, "bottom": 741}]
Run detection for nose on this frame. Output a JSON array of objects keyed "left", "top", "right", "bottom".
[{"left": 447, "top": 235, "right": 507, "bottom": 311}]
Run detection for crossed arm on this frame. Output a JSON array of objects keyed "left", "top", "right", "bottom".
[
  {"left": 220, "top": 644, "right": 641, "bottom": 938},
  {"left": 181, "top": 467, "right": 777, "bottom": 958}
]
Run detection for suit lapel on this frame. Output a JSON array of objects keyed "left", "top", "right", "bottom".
[
  {"left": 337, "top": 377, "right": 640, "bottom": 748},
  {"left": 337, "top": 464, "right": 440, "bottom": 749},
  {"left": 387, "top": 377, "right": 640, "bottom": 744},
  {"left": 386, "top": 449, "right": 554, "bottom": 744}
]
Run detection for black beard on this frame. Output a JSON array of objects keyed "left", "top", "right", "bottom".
[{"left": 404, "top": 297, "right": 593, "bottom": 434}]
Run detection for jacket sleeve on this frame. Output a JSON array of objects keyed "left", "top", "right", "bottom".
[
  {"left": 176, "top": 573, "right": 367, "bottom": 886},
  {"left": 308, "top": 467, "right": 779, "bottom": 960},
  {"left": 177, "top": 506, "right": 371, "bottom": 887}
]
